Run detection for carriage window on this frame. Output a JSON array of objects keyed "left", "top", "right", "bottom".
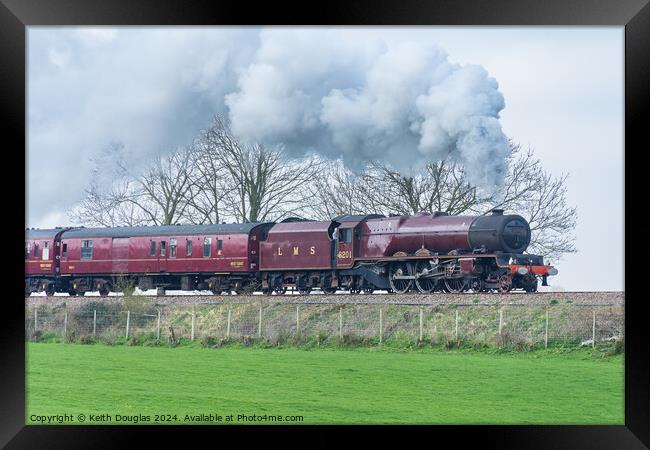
[
  {"left": 217, "top": 239, "right": 223, "bottom": 251},
  {"left": 25, "top": 243, "right": 30, "bottom": 260},
  {"left": 160, "top": 241, "right": 166, "bottom": 257},
  {"left": 81, "top": 240, "right": 93, "bottom": 260},
  {"left": 62, "top": 243, "right": 68, "bottom": 258},
  {"left": 203, "top": 238, "right": 211, "bottom": 257},
  {"left": 170, "top": 239, "right": 177, "bottom": 258},
  {"left": 186, "top": 240, "right": 192, "bottom": 256},
  {"left": 150, "top": 241, "right": 156, "bottom": 256},
  {"left": 33, "top": 243, "right": 39, "bottom": 257}
]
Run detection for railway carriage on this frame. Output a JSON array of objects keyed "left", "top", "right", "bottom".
[{"left": 25, "top": 223, "right": 273, "bottom": 296}]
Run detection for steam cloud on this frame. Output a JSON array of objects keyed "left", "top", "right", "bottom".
[{"left": 225, "top": 30, "right": 510, "bottom": 187}]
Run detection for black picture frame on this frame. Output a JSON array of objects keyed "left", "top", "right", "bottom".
[{"left": 1, "top": 0, "right": 646, "bottom": 447}]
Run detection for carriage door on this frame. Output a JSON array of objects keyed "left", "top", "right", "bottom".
[
  {"left": 336, "top": 228, "right": 354, "bottom": 268},
  {"left": 158, "top": 240, "right": 168, "bottom": 272},
  {"left": 112, "top": 238, "right": 129, "bottom": 274}
]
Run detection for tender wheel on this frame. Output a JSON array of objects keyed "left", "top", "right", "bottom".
[
  {"left": 388, "top": 262, "right": 414, "bottom": 294},
  {"left": 274, "top": 286, "right": 287, "bottom": 295},
  {"left": 298, "top": 287, "right": 312, "bottom": 295},
  {"left": 443, "top": 278, "right": 467, "bottom": 293},
  {"left": 498, "top": 275, "right": 512, "bottom": 293},
  {"left": 414, "top": 260, "right": 437, "bottom": 293}
]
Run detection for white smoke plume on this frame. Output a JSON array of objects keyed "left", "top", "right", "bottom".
[{"left": 226, "top": 30, "right": 510, "bottom": 188}]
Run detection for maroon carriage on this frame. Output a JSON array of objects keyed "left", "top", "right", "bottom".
[
  {"left": 26, "top": 223, "right": 272, "bottom": 296},
  {"left": 25, "top": 228, "right": 68, "bottom": 296}
]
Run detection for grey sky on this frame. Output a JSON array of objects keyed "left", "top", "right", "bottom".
[{"left": 26, "top": 27, "right": 624, "bottom": 291}]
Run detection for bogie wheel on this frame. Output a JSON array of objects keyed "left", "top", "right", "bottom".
[
  {"left": 388, "top": 262, "right": 414, "bottom": 294},
  {"left": 363, "top": 287, "right": 375, "bottom": 294},
  {"left": 44, "top": 283, "right": 55, "bottom": 297},
  {"left": 68, "top": 289, "right": 77, "bottom": 297},
  {"left": 98, "top": 285, "right": 110, "bottom": 297},
  {"left": 414, "top": 260, "right": 438, "bottom": 293},
  {"left": 298, "top": 287, "right": 312, "bottom": 295},
  {"left": 498, "top": 275, "right": 512, "bottom": 293},
  {"left": 273, "top": 286, "right": 288, "bottom": 295},
  {"left": 443, "top": 278, "right": 467, "bottom": 293},
  {"left": 524, "top": 276, "right": 538, "bottom": 292},
  {"left": 469, "top": 278, "right": 485, "bottom": 293}
]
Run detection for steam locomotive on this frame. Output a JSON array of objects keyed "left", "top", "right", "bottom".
[{"left": 25, "top": 210, "right": 557, "bottom": 296}]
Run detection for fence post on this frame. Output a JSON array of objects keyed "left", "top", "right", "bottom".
[
  {"left": 191, "top": 308, "right": 195, "bottom": 341},
  {"left": 258, "top": 304, "right": 263, "bottom": 338},
  {"left": 125, "top": 310, "right": 130, "bottom": 340},
  {"left": 455, "top": 309, "right": 459, "bottom": 342},
  {"left": 156, "top": 309, "right": 161, "bottom": 341},
  {"left": 93, "top": 310, "right": 97, "bottom": 338},
  {"left": 63, "top": 308, "right": 67, "bottom": 342},
  {"left": 379, "top": 308, "right": 383, "bottom": 344},
  {"left": 339, "top": 307, "right": 343, "bottom": 340},
  {"left": 34, "top": 307, "right": 38, "bottom": 332},
  {"left": 419, "top": 307, "right": 423, "bottom": 342},
  {"left": 296, "top": 305, "right": 300, "bottom": 338},
  {"left": 592, "top": 309, "right": 596, "bottom": 349},
  {"left": 227, "top": 307, "right": 231, "bottom": 339},
  {"left": 498, "top": 308, "right": 503, "bottom": 335},
  {"left": 545, "top": 308, "right": 549, "bottom": 348}
]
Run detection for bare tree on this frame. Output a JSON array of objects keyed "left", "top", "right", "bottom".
[
  {"left": 69, "top": 143, "right": 197, "bottom": 226},
  {"left": 307, "top": 159, "right": 369, "bottom": 220},
  {"left": 200, "top": 115, "right": 322, "bottom": 223}
]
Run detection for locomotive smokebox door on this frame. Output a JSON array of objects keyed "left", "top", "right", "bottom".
[{"left": 336, "top": 227, "right": 354, "bottom": 268}]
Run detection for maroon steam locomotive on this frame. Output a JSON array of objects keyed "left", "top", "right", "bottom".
[{"left": 25, "top": 210, "right": 557, "bottom": 296}]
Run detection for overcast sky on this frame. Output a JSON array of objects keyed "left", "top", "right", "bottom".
[{"left": 26, "top": 27, "right": 623, "bottom": 291}]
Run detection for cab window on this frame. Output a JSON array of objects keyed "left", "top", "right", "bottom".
[{"left": 340, "top": 229, "right": 352, "bottom": 243}]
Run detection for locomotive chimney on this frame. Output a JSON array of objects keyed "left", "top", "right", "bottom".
[{"left": 491, "top": 209, "right": 504, "bottom": 216}]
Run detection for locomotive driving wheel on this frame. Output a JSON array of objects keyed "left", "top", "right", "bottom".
[
  {"left": 414, "top": 260, "right": 437, "bottom": 293},
  {"left": 388, "top": 262, "right": 414, "bottom": 294},
  {"left": 443, "top": 278, "right": 467, "bottom": 293}
]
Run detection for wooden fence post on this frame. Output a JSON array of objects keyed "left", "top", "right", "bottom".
[
  {"left": 379, "top": 308, "right": 383, "bottom": 344},
  {"left": 227, "top": 307, "right": 231, "bottom": 339},
  {"left": 125, "top": 310, "right": 130, "bottom": 340},
  {"left": 258, "top": 304, "right": 263, "bottom": 338},
  {"left": 63, "top": 308, "right": 67, "bottom": 342},
  {"left": 191, "top": 308, "right": 195, "bottom": 341},
  {"left": 296, "top": 305, "right": 300, "bottom": 337},
  {"left": 34, "top": 307, "right": 38, "bottom": 332},
  {"left": 419, "top": 307, "right": 423, "bottom": 342},
  {"left": 545, "top": 308, "right": 549, "bottom": 349},
  {"left": 93, "top": 310, "right": 97, "bottom": 338},
  {"left": 592, "top": 309, "right": 596, "bottom": 349},
  {"left": 455, "top": 309, "right": 459, "bottom": 342},
  {"left": 498, "top": 308, "right": 503, "bottom": 335},
  {"left": 156, "top": 309, "right": 161, "bottom": 341},
  {"left": 339, "top": 307, "right": 343, "bottom": 340}
]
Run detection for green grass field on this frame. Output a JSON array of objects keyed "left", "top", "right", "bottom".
[{"left": 26, "top": 343, "right": 623, "bottom": 424}]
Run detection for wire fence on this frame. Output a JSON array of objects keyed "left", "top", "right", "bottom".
[{"left": 25, "top": 301, "right": 624, "bottom": 349}]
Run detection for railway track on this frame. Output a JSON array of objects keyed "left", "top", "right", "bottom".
[{"left": 26, "top": 291, "right": 624, "bottom": 307}]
